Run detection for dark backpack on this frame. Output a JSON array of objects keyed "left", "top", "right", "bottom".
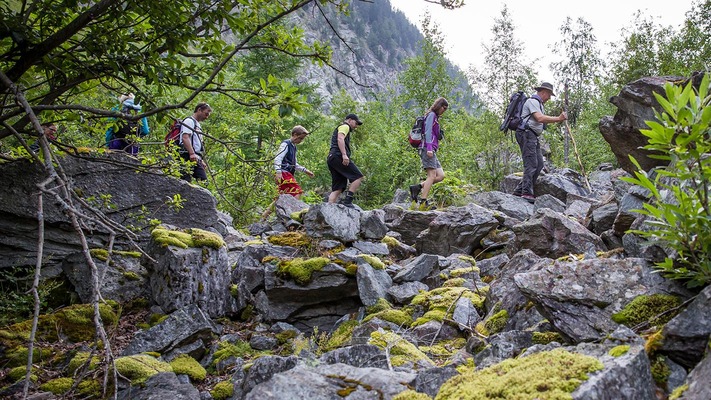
[
  {"left": 115, "top": 120, "right": 140, "bottom": 139},
  {"left": 499, "top": 91, "right": 530, "bottom": 132},
  {"left": 408, "top": 115, "right": 426, "bottom": 148}
]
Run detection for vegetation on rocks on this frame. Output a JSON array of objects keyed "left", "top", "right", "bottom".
[
  {"left": 151, "top": 227, "right": 226, "bottom": 249},
  {"left": 276, "top": 257, "right": 330, "bottom": 285},
  {"left": 611, "top": 294, "right": 683, "bottom": 327},
  {"left": 369, "top": 330, "right": 433, "bottom": 367},
  {"left": 435, "top": 349, "right": 604, "bottom": 399},
  {"left": 475, "top": 309, "right": 509, "bottom": 337},
  {"left": 267, "top": 232, "right": 311, "bottom": 247},
  {"left": 211, "top": 380, "right": 235, "bottom": 400},
  {"left": 169, "top": 354, "right": 207, "bottom": 381},
  {"left": 114, "top": 354, "right": 172, "bottom": 385},
  {"left": 608, "top": 345, "right": 630, "bottom": 357}
]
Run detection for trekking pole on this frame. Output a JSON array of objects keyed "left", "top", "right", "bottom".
[
  {"left": 563, "top": 83, "right": 591, "bottom": 191},
  {"left": 563, "top": 82, "right": 570, "bottom": 165}
]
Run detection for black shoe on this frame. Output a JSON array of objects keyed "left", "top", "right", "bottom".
[
  {"left": 409, "top": 184, "right": 422, "bottom": 201},
  {"left": 339, "top": 191, "right": 355, "bottom": 208}
]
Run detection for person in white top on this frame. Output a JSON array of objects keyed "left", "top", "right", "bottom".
[
  {"left": 179, "top": 102, "right": 212, "bottom": 182},
  {"left": 273, "top": 125, "right": 314, "bottom": 199}
]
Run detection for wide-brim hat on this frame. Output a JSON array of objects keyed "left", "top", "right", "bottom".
[
  {"left": 122, "top": 98, "right": 142, "bottom": 111},
  {"left": 345, "top": 113, "right": 363, "bottom": 125},
  {"left": 534, "top": 82, "right": 555, "bottom": 96}
]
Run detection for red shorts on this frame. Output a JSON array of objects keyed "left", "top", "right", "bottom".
[{"left": 277, "top": 171, "right": 303, "bottom": 196}]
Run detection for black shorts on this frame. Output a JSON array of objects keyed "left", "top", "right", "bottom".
[
  {"left": 180, "top": 152, "right": 207, "bottom": 182},
  {"left": 327, "top": 153, "right": 364, "bottom": 192}
]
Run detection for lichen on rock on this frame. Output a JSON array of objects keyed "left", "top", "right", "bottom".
[
  {"left": 276, "top": 257, "right": 330, "bottom": 285},
  {"left": 114, "top": 354, "right": 172, "bottom": 385},
  {"left": 151, "top": 226, "right": 225, "bottom": 249},
  {"left": 169, "top": 354, "right": 207, "bottom": 381},
  {"left": 436, "top": 348, "right": 603, "bottom": 399}
]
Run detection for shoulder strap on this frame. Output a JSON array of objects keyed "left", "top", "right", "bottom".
[{"left": 522, "top": 97, "right": 543, "bottom": 127}]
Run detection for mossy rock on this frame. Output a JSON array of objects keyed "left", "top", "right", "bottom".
[
  {"left": 358, "top": 254, "right": 385, "bottom": 270},
  {"left": 212, "top": 340, "right": 262, "bottom": 366},
  {"left": 644, "top": 329, "right": 664, "bottom": 354},
  {"left": 322, "top": 320, "right": 358, "bottom": 352},
  {"left": 393, "top": 390, "right": 432, "bottom": 400},
  {"left": 412, "top": 309, "right": 446, "bottom": 328},
  {"left": 8, "top": 365, "right": 38, "bottom": 383},
  {"left": 448, "top": 266, "right": 481, "bottom": 278},
  {"left": 114, "top": 354, "right": 172, "bottom": 385},
  {"left": 442, "top": 278, "right": 466, "bottom": 287},
  {"left": 169, "top": 354, "right": 207, "bottom": 381},
  {"left": 669, "top": 384, "right": 688, "bottom": 400},
  {"left": 611, "top": 294, "right": 682, "bottom": 327},
  {"left": 365, "top": 298, "right": 392, "bottom": 314},
  {"left": 411, "top": 286, "right": 487, "bottom": 314},
  {"left": 68, "top": 351, "right": 100, "bottom": 374},
  {"left": 3, "top": 345, "right": 54, "bottom": 368},
  {"left": 267, "top": 231, "right": 311, "bottom": 247},
  {"left": 289, "top": 209, "right": 308, "bottom": 222},
  {"left": 276, "top": 257, "right": 330, "bottom": 285},
  {"left": 608, "top": 345, "right": 630, "bottom": 357},
  {"left": 364, "top": 309, "right": 414, "bottom": 328},
  {"left": 532, "top": 331, "right": 564, "bottom": 345},
  {"left": 475, "top": 309, "right": 509, "bottom": 337},
  {"left": 381, "top": 235, "right": 401, "bottom": 248},
  {"left": 90, "top": 248, "right": 143, "bottom": 262},
  {"left": 436, "top": 348, "right": 603, "bottom": 399},
  {"left": 369, "top": 330, "right": 433, "bottom": 367},
  {"left": 420, "top": 338, "right": 468, "bottom": 360},
  {"left": 39, "top": 377, "right": 100, "bottom": 397},
  {"left": 151, "top": 226, "right": 225, "bottom": 249},
  {"left": 211, "top": 380, "right": 235, "bottom": 400},
  {"left": 0, "top": 301, "right": 119, "bottom": 348}
]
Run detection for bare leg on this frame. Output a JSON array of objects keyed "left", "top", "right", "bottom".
[
  {"left": 420, "top": 168, "right": 444, "bottom": 199},
  {"left": 328, "top": 189, "right": 343, "bottom": 203},
  {"left": 348, "top": 177, "right": 363, "bottom": 193}
]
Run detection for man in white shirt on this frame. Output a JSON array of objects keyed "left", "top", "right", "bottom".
[{"left": 180, "top": 102, "right": 212, "bottom": 182}]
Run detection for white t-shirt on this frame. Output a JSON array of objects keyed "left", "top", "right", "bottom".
[{"left": 179, "top": 117, "right": 203, "bottom": 153}]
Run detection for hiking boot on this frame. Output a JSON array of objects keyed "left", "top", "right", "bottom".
[
  {"left": 409, "top": 184, "right": 422, "bottom": 201},
  {"left": 521, "top": 194, "right": 535, "bottom": 204},
  {"left": 339, "top": 191, "right": 356, "bottom": 208}
]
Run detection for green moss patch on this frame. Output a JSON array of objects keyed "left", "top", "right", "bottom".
[
  {"left": 369, "top": 330, "right": 433, "bottom": 367},
  {"left": 39, "top": 377, "right": 99, "bottom": 396},
  {"left": 151, "top": 226, "right": 225, "bottom": 249},
  {"left": 436, "top": 349, "right": 603, "bottom": 399},
  {"left": 267, "top": 231, "right": 311, "bottom": 247},
  {"left": 394, "top": 390, "right": 432, "bottom": 400},
  {"left": 115, "top": 354, "right": 172, "bottom": 385},
  {"left": 276, "top": 257, "right": 330, "bottom": 285},
  {"left": 358, "top": 254, "right": 386, "bottom": 270},
  {"left": 68, "top": 351, "right": 100, "bottom": 374},
  {"left": 169, "top": 354, "right": 207, "bottom": 381},
  {"left": 608, "top": 345, "right": 630, "bottom": 357},
  {"left": 650, "top": 355, "right": 671, "bottom": 385},
  {"left": 0, "top": 302, "right": 119, "bottom": 348},
  {"left": 532, "top": 331, "right": 564, "bottom": 345},
  {"left": 365, "top": 298, "right": 392, "bottom": 314},
  {"left": 212, "top": 340, "right": 262, "bottom": 365},
  {"left": 475, "top": 309, "right": 509, "bottom": 337},
  {"left": 381, "top": 235, "right": 401, "bottom": 248},
  {"left": 611, "top": 294, "right": 682, "bottom": 327},
  {"left": 411, "top": 287, "right": 487, "bottom": 314},
  {"left": 364, "top": 309, "right": 414, "bottom": 328},
  {"left": 211, "top": 380, "right": 234, "bottom": 400},
  {"left": 322, "top": 320, "right": 358, "bottom": 352}
]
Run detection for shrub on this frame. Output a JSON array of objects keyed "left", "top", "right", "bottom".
[{"left": 622, "top": 75, "right": 711, "bottom": 288}]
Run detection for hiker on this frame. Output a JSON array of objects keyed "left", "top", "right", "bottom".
[
  {"left": 179, "top": 102, "right": 212, "bottom": 182},
  {"left": 512, "top": 82, "right": 567, "bottom": 203},
  {"left": 105, "top": 93, "right": 150, "bottom": 155},
  {"left": 327, "top": 113, "right": 364, "bottom": 208},
  {"left": 29, "top": 123, "right": 58, "bottom": 153},
  {"left": 274, "top": 125, "right": 314, "bottom": 199},
  {"left": 409, "top": 97, "right": 449, "bottom": 210}
]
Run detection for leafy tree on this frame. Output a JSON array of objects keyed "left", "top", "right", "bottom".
[
  {"left": 469, "top": 4, "right": 537, "bottom": 114},
  {"left": 622, "top": 75, "right": 711, "bottom": 288}
]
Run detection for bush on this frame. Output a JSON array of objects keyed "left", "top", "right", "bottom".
[{"left": 623, "top": 75, "right": 711, "bottom": 288}]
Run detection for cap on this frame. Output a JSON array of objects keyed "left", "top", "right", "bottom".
[{"left": 345, "top": 113, "right": 363, "bottom": 125}]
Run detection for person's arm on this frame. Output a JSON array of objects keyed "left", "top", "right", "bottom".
[
  {"left": 337, "top": 124, "right": 350, "bottom": 165},
  {"left": 424, "top": 112, "right": 435, "bottom": 154},
  {"left": 139, "top": 116, "right": 150, "bottom": 136},
  {"left": 294, "top": 155, "right": 313, "bottom": 177},
  {"left": 532, "top": 111, "right": 566, "bottom": 124}
]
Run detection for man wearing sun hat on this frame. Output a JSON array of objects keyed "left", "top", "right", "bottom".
[
  {"left": 512, "top": 82, "right": 567, "bottom": 203},
  {"left": 327, "top": 113, "right": 364, "bottom": 208}
]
